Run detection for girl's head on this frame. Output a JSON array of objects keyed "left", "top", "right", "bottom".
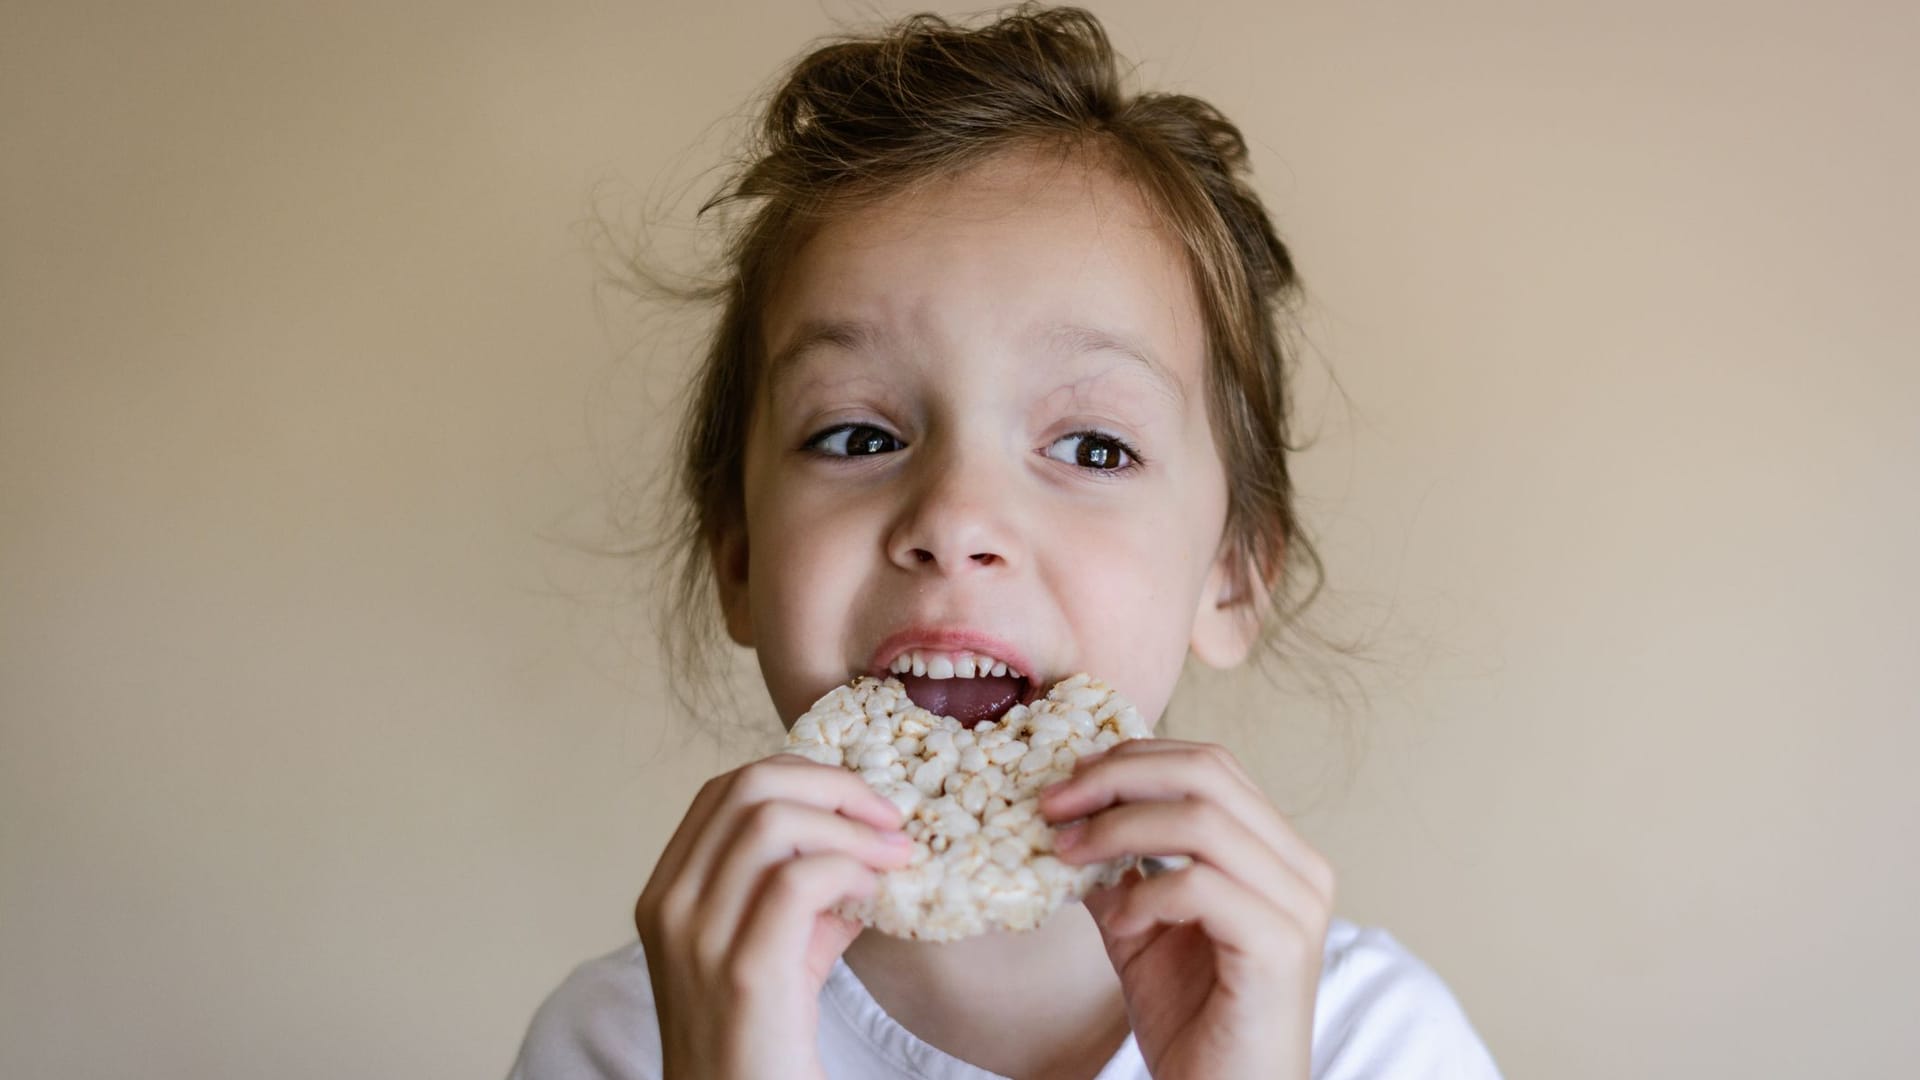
[{"left": 654, "top": 3, "right": 1322, "bottom": 729}]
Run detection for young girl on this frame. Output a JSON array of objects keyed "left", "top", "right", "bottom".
[{"left": 512, "top": 5, "right": 1500, "bottom": 1078}]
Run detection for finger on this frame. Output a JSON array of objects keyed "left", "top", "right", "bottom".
[
  {"left": 695, "top": 800, "right": 915, "bottom": 970},
  {"left": 649, "top": 758, "right": 809, "bottom": 903},
  {"left": 1096, "top": 861, "right": 1322, "bottom": 979},
  {"left": 759, "top": 752, "right": 908, "bottom": 831},
  {"left": 1075, "top": 736, "right": 1264, "bottom": 791},
  {"left": 727, "top": 852, "right": 880, "bottom": 994},
  {"left": 647, "top": 756, "right": 903, "bottom": 937},
  {"left": 1039, "top": 742, "right": 1333, "bottom": 903},
  {"left": 639, "top": 774, "right": 741, "bottom": 942},
  {"left": 678, "top": 756, "right": 903, "bottom": 895},
  {"left": 1045, "top": 740, "right": 1266, "bottom": 818},
  {"left": 1052, "top": 799, "right": 1327, "bottom": 927}
]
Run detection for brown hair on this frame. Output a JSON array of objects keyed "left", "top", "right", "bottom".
[{"left": 618, "top": 3, "right": 1333, "bottom": 721}]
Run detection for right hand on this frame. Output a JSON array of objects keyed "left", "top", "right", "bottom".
[{"left": 635, "top": 753, "right": 915, "bottom": 1080}]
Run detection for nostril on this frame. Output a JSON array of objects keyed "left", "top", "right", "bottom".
[
  {"left": 914, "top": 549, "right": 935, "bottom": 564},
  {"left": 970, "top": 552, "right": 997, "bottom": 565}
]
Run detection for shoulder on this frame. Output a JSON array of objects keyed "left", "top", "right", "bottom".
[
  {"left": 1311, "top": 917, "right": 1503, "bottom": 1080},
  {"left": 506, "top": 940, "right": 661, "bottom": 1080}
]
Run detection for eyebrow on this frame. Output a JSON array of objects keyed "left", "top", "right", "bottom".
[
  {"left": 764, "top": 317, "right": 1184, "bottom": 404},
  {"left": 766, "top": 318, "right": 887, "bottom": 390},
  {"left": 1041, "top": 322, "right": 1185, "bottom": 406}
]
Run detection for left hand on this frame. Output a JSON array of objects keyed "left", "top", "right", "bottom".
[{"left": 1038, "top": 738, "right": 1336, "bottom": 1080}]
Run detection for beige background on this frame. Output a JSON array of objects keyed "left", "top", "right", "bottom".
[{"left": 4, "top": 1, "right": 1916, "bottom": 1077}]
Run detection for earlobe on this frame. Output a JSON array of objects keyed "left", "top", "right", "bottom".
[
  {"left": 712, "top": 523, "right": 754, "bottom": 648},
  {"left": 1189, "top": 538, "right": 1281, "bottom": 670}
]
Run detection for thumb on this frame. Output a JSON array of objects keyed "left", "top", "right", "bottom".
[
  {"left": 802, "top": 909, "right": 866, "bottom": 987},
  {"left": 1081, "top": 866, "right": 1144, "bottom": 929}
]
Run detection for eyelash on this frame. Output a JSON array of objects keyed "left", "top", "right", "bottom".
[{"left": 800, "top": 423, "right": 1146, "bottom": 475}]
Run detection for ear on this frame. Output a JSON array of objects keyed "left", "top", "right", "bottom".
[
  {"left": 711, "top": 519, "right": 754, "bottom": 648},
  {"left": 1189, "top": 535, "right": 1282, "bottom": 669}
]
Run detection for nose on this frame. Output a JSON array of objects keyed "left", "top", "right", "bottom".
[{"left": 885, "top": 452, "right": 1017, "bottom": 575}]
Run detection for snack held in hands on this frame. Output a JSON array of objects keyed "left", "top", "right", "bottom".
[{"left": 783, "top": 673, "right": 1151, "bottom": 941}]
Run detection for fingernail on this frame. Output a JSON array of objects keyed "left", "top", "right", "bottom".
[
  {"left": 1039, "top": 778, "right": 1070, "bottom": 799},
  {"left": 881, "top": 830, "right": 914, "bottom": 847},
  {"left": 1054, "top": 823, "right": 1084, "bottom": 851}
]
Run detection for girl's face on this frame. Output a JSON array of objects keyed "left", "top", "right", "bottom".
[{"left": 717, "top": 147, "right": 1261, "bottom": 730}]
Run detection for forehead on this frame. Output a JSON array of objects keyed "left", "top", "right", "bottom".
[{"left": 760, "top": 147, "right": 1205, "bottom": 391}]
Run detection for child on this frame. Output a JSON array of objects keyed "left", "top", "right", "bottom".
[{"left": 511, "top": 5, "right": 1501, "bottom": 1078}]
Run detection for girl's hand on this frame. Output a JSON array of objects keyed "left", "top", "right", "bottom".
[
  {"left": 634, "top": 754, "right": 915, "bottom": 1080},
  {"left": 1039, "top": 739, "right": 1336, "bottom": 1080}
]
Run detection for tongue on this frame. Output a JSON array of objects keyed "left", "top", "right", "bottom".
[{"left": 898, "top": 675, "right": 1026, "bottom": 728}]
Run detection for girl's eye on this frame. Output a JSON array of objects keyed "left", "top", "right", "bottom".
[
  {"left": 1043, "top": 431, "right": 1140, "bottom": 472},
  {"left": 805, "top": 423, "right": 904, "bottom": 458}
]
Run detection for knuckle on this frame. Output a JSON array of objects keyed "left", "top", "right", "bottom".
[
  {"left": 739, "top": 798, "right": 785, "bottom": 842},
  {"left": 728, "top": 766, "right": 773, "bottom": 806},
  {"left": 1175, "top": 742, "right": 1226, "bottom": 774},
  {"left": 649, "top": 883, "right": 697, "bottom": 940},
  {"left": 691, "top": 920, "right": 730, "bottom": 976},
  {"left": 1173, "top": 746, "right": 1225, "bottom": 781},
  {"left": 1181, "top": 798, "right": 1223, "bottom": 833},
  {"left": 765, "top": 852, "right": 818, "bottom": 899},
  {"left": 774, "top": 853, "right": 852, "bottom": 910},
  {"left": 633, "top": 892, "right": 661, "bottom": 940},
  {"left": 722, "top": 945, "right": 761, "bottom": 998},
  {"left": 1168, "top": 745, "right": 1209, "bottom": 768},
  {"left": 1229, "top": 761, "right": 1260, "bottom": 790},
  {"left": 697, "top": 771, "right": 735, "bottom": 804},
  {"left": 1202, "top": 742, "right": 1256, "bottom": 785},
  {"left": 734, "top": 757, "right": 801, "bottom": 803}
]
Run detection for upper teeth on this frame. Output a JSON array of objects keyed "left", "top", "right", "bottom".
[{"left": 888, "top": 649, "right": 1019, "bottom": 680}]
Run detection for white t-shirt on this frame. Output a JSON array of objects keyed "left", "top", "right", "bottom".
[{"left": 507, "top": 916, "right": 1502, "bottom": 1079}]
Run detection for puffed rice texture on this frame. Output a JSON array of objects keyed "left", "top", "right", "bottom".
[{"left": 782, "top": 673, "right": 1151, "bottom": 942}]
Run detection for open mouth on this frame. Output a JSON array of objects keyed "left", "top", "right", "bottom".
[
  {"left": 885, "top": 649, "right": 1035, "bottom": 728},
  {"left": 896, "top": 674, "right": 1031, "bottom": 727}
]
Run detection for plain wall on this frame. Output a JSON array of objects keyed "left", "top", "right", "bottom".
[{"left": 4, "top": 1, "right": 1916, "bottom": 1077}]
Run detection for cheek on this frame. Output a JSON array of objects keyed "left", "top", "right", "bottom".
[
  {"left": 1058, "top": 529, "right": 1198, "bottom": 671},
  {"left": 750, "top": 498, "right": 852, "bottom": 624},
  {"left": 744, "top": 480, "right": 887, "bottom": 671},
  {"left": 745, "top": 508, "right": 864, "bottom": 724}
]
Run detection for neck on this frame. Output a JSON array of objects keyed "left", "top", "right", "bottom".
[{"left": 841, "top": 903, "right": 1131, "bottom": 1080}]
